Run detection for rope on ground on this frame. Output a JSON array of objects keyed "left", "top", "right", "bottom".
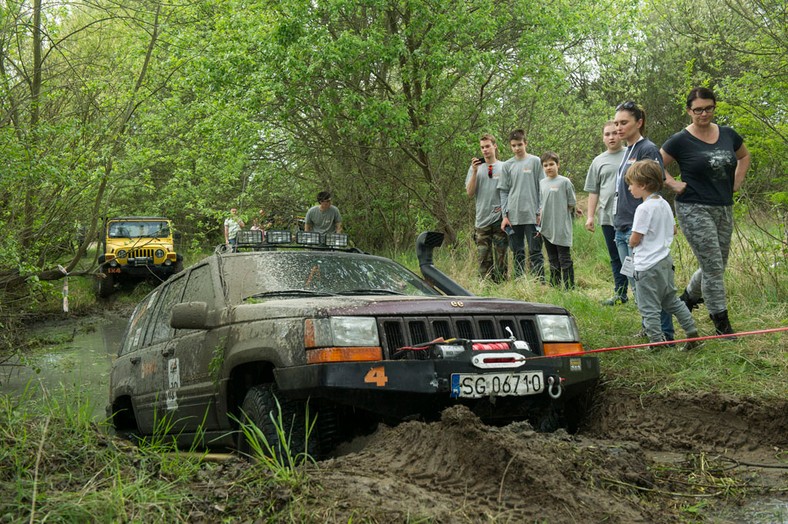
[{"left": 526, "top": 326, "right": 788, "bottom": 360}]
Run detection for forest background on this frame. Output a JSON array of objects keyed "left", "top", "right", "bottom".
[{"left": 1, "top": 0, "right": 786, "bottom": 307}]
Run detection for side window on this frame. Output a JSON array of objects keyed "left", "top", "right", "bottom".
[
  {"left": 119, "top": 290, "right": 159, "bottom": 356},
  {"left": 181, "top": 264, "right": 217, "bottom": 304},
  {"left": 145, "top": 276, "right": 187, "bottom": 346}
]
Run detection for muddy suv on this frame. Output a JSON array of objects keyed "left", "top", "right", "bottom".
[
  {"left": 97, "top": 216, "right": 183, "bottom": 297},
  {"left": 108, "top": 231, "right": 599, "bottom": 455}
]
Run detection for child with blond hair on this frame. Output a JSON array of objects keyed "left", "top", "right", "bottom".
[{"left": 626, "top": 160, "right": 701, "bottom": 350}]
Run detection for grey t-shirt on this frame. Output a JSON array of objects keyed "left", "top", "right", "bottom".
[
  {"left": 584, "top": 149, "right": 626, "bottom": 226},
  {"left": 497, "top": 155, "right": 545, "bottom": 225},
  {"left": 465, "top": 161, "right": 504, "bottom": 228},
  {"left": 305, "top": 205, "right": 342, "bottom": 234},
  {"left": 539, "top": 175, "right": 576, "bottom": 247}
]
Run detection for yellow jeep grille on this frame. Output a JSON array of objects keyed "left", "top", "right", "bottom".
[{"left": 128, "top": 248, "right": 156, "bottom": 259}]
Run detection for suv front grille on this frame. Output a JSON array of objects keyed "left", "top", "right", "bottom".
[
  {"left": 128, "top": 248, "right": 155, "bottom": 259},
  {"left": 378, "top": 315, "right": 542, "bottom": 357}
]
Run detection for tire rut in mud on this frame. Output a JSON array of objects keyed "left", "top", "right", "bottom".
[{"left": 300, "top": 387, "right": 787, "bottom": 523}]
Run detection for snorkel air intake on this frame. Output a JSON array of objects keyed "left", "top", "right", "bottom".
[{"left": 416, "top": 231, "right": 474, "bottom": 297}]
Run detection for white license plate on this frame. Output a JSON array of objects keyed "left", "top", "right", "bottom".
[{"left": 450, "top": 371, "right": 544, "bottom": 399}]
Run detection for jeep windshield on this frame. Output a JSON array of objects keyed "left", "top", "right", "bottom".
[
  {"left": 108, "top": 221, "right": 170, "bottom": 238},
  {"left": 223, "top": 252, "right": 440, "bottom": 304}
]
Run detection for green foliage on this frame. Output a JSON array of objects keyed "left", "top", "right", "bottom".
[
  {"left": 235, "top": 399, "right": 316, "bottom": 485},
  {"left": 1, "top": 0, "right": 786, "bottom": 310}
]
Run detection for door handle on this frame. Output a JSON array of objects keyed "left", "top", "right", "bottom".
[
  {"left": 130, "top": 356, "right": 140, "bottom": 364},
  {"left": 161, "top": 346, "right": 174, "bottom": 357}
]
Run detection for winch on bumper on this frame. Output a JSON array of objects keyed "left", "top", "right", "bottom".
[{"left": 275, "top": 338, "right": 599, "bottom": 420}]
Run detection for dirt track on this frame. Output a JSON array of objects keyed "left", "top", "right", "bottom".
[{"left": 292, "top": 386, "right": 788, "bottom": 523}]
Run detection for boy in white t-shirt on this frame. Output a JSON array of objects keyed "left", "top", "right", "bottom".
[{"left": 626, "top": 160, "right": 701, "bottom": 351}]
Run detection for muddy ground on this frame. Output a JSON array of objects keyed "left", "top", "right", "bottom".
[
  {"left": 182, "top": 386, "right": 787, "bottom": 523},
  {"left": 6, "top": 312, "right": 787, "bottom": 522}
]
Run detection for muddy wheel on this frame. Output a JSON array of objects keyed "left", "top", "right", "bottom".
[
  {"left": 97, "top": 273, "right": 115, "bottom": 298},
  {"left": 238, "top": 384, "right": 315, "bottom": 461},
  {"left": 174, "top": 260, "right": 184, "bottom": 274},
  {"left": 564, "top": 384, "right": 598, "bottom": 434}
]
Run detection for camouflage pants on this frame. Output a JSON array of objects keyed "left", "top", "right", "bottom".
[
  {"left": 675, "top": 202, "right": 733, "bottom": 314},
  {"left": 475, "top": 220, "right": 509, "bottom": 282}
]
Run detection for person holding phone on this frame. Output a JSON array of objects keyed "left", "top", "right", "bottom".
[
  {"left": 497, "top": 129, "right": 545, "bottom": 281},
  {"left": 465, "top": 133, "right": 508, "bottom": 282}
]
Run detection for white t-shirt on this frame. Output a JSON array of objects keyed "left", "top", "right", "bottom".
[{"left": 631, "top": 195, "right": 674, "bottom": 271}]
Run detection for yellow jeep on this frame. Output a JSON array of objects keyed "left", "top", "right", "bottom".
[{"left": 97, "top": 216, "right": 183, "bottom": 297}]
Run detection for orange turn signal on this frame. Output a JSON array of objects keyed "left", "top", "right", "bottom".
[
  {"left": 542, "top": 342, "right": 584, "bottom": 357},
  {"left": 306, "top": 346, "right": 383, "bottom": 364}
]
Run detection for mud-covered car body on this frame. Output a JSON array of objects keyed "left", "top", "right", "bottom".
[
  {"left": 97, "top": 216, "right": 183, "bottom": 297},
  {"left": 108, "top": 231, "right": 599, "bottom": 451}
]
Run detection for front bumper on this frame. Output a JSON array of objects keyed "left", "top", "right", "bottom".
[{"left": 275, "top": 355, "right": 599, "bottom": 419}]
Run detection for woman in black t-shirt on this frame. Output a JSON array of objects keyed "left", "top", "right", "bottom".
[{"left": 660, "top": 87, "right": 751, "bottom": 337}]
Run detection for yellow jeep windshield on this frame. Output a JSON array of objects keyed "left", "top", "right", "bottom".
[{"left": 108, "top": 221, "right": 170, "bottom": 239}]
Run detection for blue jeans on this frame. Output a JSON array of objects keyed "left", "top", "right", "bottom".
[
  {"left": 602, "top": 224, "right": 628, "bottom": 298},
  {"left": 615, "top": 228, "right": 674, "bottom": 339}
]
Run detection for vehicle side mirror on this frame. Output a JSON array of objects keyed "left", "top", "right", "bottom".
[{"left": 170, "top": 302, "right": 209, "bottom": 330}]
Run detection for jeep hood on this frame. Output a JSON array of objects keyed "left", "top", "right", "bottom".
[{"left": 230, "top": 295, "right": 567, "bottom": 323}]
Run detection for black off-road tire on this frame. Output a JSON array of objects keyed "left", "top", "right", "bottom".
[
  {"left": 238, "top": 384, "right": 316, "bottom": 462},
  {"left": 174, "top": 260, "right": 184, "bottom": 274},
  {"left": 97, "top": 272, "right": 115, "bottom": 298}
]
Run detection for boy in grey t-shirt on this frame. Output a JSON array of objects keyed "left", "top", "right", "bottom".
[
  {"left": 498, "top": 129, "right": 545, "bottom": 281},
  {"left": 538, "top": 152, "right": 576, "bottom": 289},
  {"left": 465, "top": 133, "right": 508, "bottom": 281},
  {"left": 584, "top": 121, "right": 628, "bottom": 304},
  {"left": 305, "top": 191, "right": 342, "bottom": 234}
]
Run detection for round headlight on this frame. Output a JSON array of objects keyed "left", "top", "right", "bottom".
[
  {"left": 155, "top": 249, "right": 165, "bottom": 258},
  {"left": 116, "top": 250, "right": 127, "bottom": 258}
]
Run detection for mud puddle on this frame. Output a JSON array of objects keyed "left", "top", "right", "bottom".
[
  {"left": 0, "top": 313, "right": 128, "bottom": 419},
  {"left": 294, "top": 389, "right": 788, "bottom": 523}
]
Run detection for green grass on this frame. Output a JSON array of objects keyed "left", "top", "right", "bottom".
[
  {"left": 404, "top": 218, "right": 788, "bottom": 400},
  {"left": 0, "top": 384, "right": 286, "bottom": 523}
]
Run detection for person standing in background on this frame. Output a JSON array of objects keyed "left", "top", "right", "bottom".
[
  {"left": 626, "top": 160, "right": 701, "bottom": 351},
  {"left": 538, "top": 151, "right": 576, "bottom": 289},
  {"left": 224, "top": 207, "right": 245, "bottom": 251},
  {"left": 305, "top": 191, "right": 343, "bottom": 234},
  {"left": 661, "top": 87, "right": 751, "bottom": 337},
  {"left": 498, "top": 129, "right": 545, "bottom": 281},
  {"left": 585, "top": 121, "right": 628, "bottom": 304},
  {"left": 466, "top": 133, "right": 508, "bottom": 282},
  {"left": 613, "top": 101, "right": 675, "bottom": 342}
]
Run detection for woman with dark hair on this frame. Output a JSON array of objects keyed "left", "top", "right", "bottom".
[
  {"left": 613, "top": 101, "right": 674, "bottom": 342},
  {"left": 661, "top": 87, "right": 751, "bottom": 337}
]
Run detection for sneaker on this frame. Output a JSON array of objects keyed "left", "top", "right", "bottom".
[
  {"left": 602, "top": 295, "right": 628, "bottom": 306},
  {"left": 680, "top": 340, "right": 704, "bottom": 351}
]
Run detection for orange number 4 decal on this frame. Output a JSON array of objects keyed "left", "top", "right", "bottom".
[{"left": 364, "top": 366, "right": 388, "bottom": 387}]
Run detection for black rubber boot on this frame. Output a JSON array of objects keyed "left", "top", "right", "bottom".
[
  {"left": 710, "top": 310, "right": 737, "bottom": 340},
  {"left": 679, "top": 289, "right": 704, "bottom": 311}
]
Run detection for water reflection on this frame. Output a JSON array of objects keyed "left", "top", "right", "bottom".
[{"left": 0, "top": 315, "right": 128, "bottom": 420}]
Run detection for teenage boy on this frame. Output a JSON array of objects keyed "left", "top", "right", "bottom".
[
  {"left": 498, "top": 129, "right": 545, "bottom": 281},
  {"left": 305, "top": 191, "right": 342, "bottom": 234},
  {"left": 538, "top": 152, "right": 576, "bottom": 289},
  {"left": 626, "top": 160, "right": 701, "bottom": 351},
  {"left": 584, "top": 121, "right": 628, "bottom": 304},
  {"left": 466, "top": 133, "right": 508, "bottom": 282}
]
